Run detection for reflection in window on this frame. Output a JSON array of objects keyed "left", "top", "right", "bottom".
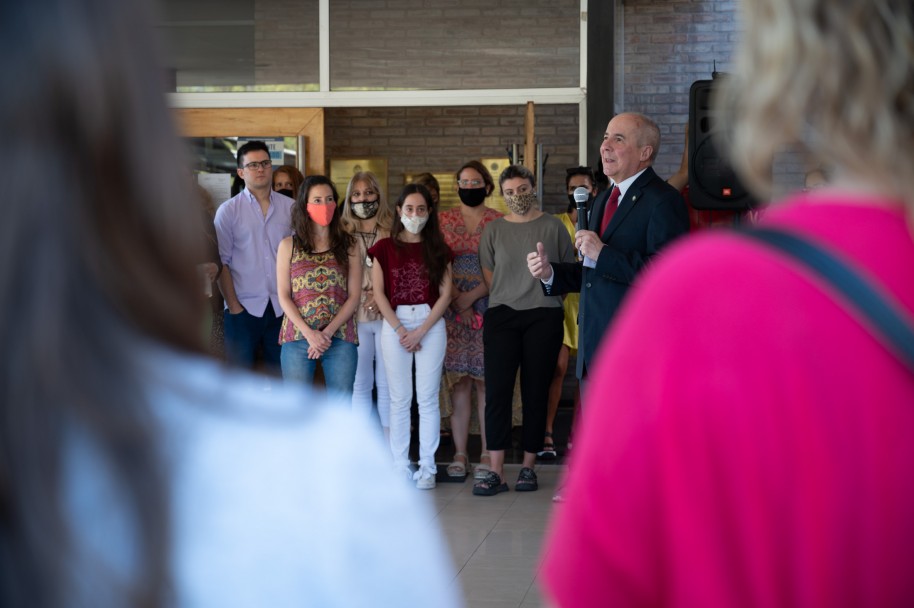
[
  {"left": 157, "top": 0, "right": 580, "bottom": 93},
  {"left": 157, "top": 0, "right": 320, "bottom": 92},
  {"left": 329, "top": 0, "right": 579, "bottom": 91}
]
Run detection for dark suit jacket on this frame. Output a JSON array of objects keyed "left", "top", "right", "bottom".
[{"left": 548, "top": 166, "right": 689, "bottom": 378}]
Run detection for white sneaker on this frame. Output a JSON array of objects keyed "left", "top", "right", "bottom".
[{"left": 416, "top": 472, "right": 436, "bottom": 490}]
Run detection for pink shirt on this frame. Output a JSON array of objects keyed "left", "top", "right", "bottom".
[{"left": 542, "top": 193, "right": 914, "bottom": 607}]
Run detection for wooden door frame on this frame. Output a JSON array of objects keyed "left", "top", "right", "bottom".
[{"left": 174, "top": 107, "right": 325, "bottom": 177}]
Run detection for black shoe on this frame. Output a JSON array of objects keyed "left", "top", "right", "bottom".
[
  {"left": 515, "top": 467, "right": 538, "bottom": 492},
  {"left": 473, "top": 472, "right": 509, "bottom": 496}
]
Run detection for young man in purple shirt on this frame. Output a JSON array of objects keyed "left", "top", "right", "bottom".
[{"left": 215, "top": 140, "right": 294, "bottom": 372}]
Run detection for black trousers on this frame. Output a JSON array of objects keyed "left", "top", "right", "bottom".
[{"left": 483, "top": 305, "right": 564, "bottom": 453}]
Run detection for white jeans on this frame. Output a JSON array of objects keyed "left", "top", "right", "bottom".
[
  {"left": 381, "top": 304, "right": 445, "bottom": 475},
  {"left": 352, "top": 319, "right": 390, "bottom": 427}
]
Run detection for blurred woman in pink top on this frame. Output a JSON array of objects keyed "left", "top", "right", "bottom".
[{"left": 542, "top": 0, "right": 914, "bottom": 606}]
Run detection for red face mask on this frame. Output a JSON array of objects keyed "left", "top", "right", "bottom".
[{"left": 307, "top": 202, "right": 336, "bottom": 226}]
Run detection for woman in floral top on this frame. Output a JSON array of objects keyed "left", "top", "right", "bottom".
[
  {"left": 438, "top": 160, "right": 502, "bottom": 479},
  {"left": 277, "top": 175, "right": 361, "bottom": 396}
]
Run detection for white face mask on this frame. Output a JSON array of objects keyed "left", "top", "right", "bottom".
[{"left": 401, "top": 213, "right": 429, "bottom": 235}]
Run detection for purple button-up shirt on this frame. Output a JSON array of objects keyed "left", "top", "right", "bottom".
[{"left": 214, "top": 188, "right": 294, "bottom": 317}]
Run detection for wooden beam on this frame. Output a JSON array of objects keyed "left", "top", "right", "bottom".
[
  {"left": 524, "top": 101, "right": 536, "bottom": 171},
  {"left": 173, "top": 108, "right": 325, "bottom": 176}
]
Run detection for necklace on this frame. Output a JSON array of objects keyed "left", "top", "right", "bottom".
[{"left": 356, "top": 227, "right": 378, "bottom": 267}]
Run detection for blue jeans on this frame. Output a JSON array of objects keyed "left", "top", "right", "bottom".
[
  {"left": 223, "top": 302, "right": 283, "bottom": 373},
  {"left": 281, "top": 337, "right": 358, "bottom": 396}
]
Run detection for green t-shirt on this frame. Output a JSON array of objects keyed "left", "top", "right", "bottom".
[{"left": 479, "top": 213, "right": 574, "bottom": 310}]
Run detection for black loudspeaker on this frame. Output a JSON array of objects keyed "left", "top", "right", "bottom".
[{"left": 688, "top": 79, "right": 754, "bottom": 211}]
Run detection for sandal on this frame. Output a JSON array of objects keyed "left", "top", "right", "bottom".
[
  {"left": 515, "top": 467, "right": 539, "bottom": 492},
  {"left": 473, "top": 471, "right": 509, "bottom": 496},
  {"left": 474, "top": 451, "right": 492, "bottom": 480},
  {"left": 446, "top": 452, "right": 469, "bottom": 477},
  {"left": 537, "top": 431, "right": 557, "bottom": 460}
]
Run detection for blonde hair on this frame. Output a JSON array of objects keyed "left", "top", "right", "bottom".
[
  {"left": 716, "top": 0, "right": 914, "bottom": 207},
  {"left": 340, "top": 171, "right": 394, "bottom": 234}
]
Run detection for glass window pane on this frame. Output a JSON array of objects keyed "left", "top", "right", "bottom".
[
  {"left": 329, "top": 1, "right": 580, "bottom": 90},
  {"left": 158, "top": 0, "right": 319, "bottom": 92}
]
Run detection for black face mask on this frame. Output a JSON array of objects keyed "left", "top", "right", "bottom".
[
  {"left": 458, "top": 187, "right": 488, "bottom": 207},
  {"left": 277, "top": 189, "right": 294, "bottom": 199}
]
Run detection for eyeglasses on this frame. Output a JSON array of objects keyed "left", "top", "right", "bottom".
[
  {"left": 502, "top": 184, "right": 533, "bottom": 197},
  {"left": 242, "top": 160, "right": 272, "bottom": 171},
  {"left": 457, "top": 179, "right": 484, "bottom": 188}
]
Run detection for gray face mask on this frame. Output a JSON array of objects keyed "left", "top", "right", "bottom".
[
  {"left": 401, "top": 213, "right": 429, "bottom": 234},
  {"left": 351, "top": 199, "right": 380, "bottom": 219},
  {"left": 504, "top": 191, "right": 538, "bottom": 215}
]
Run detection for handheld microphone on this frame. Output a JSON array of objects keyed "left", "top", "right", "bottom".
[
  {"left": 573, "top": 186, "right": 590, "bottom": 261},
  {"left": 573, "top": 186, "right": 590, "bottom": 233}
]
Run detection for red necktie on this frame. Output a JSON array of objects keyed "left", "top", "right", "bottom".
[{"left": 599, "top": 186, "right": 621, "bottom": 235}]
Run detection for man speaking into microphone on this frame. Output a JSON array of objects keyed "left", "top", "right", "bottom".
[{"left": 527, "top": 112, "right": 689, "bottom": 391}]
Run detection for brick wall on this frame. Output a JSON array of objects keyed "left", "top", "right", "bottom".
[
  {"left": 325, "top": 0, "right": 804, "bottom": 207},
  {"left": 617, "top": 0, "right": 738, "bottom": 181},
  {"left": 619, "top": 0, "right": 804, "bottom": 193},
  {"left": 325, "top": 104, "right": 580, "bottom": 212},
  {"left": 169, "top": 0, "right": 804, "bottom": 194}
]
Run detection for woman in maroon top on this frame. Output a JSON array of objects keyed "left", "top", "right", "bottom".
[{"left": 369, "top": 184, "right": 453, "bottom": 490}]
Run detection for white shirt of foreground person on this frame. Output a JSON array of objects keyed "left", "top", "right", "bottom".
[{"left": 65, "top": 346, "right": 462, "bottom": 608}]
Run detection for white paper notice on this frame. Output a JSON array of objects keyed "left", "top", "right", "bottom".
[{"left": 197, "top": 173, "right": 232, "bottom": 207}]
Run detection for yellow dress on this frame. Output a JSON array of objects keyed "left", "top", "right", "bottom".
[{"left": 556, "top": 213, "right": 580, "bottom": 353}]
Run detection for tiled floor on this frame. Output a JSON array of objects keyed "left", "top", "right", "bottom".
[{"left": 428, "top": 462, "right": 565, "bottom": 608}]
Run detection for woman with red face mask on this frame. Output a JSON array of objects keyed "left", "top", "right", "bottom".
[{"left": 277, "top": 175, "right": 361, "bottom": 396}]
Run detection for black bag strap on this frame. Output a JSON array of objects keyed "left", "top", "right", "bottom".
[{"left": 740, "top": 227, "right": 914, "bottom": 374}]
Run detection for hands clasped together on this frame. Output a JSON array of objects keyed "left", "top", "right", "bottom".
[
  {"left": 395, "top": 325, "right": 425, "bottom": 353},
  {"left": 451, "top": 290, "right": 482, "bottom": 329},
  {"left": 304, "top": 327, "right": 332, "bottom": 360}
]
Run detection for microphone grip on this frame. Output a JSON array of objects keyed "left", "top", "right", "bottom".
[{"left": 575, "top": 202, "right": 587, "bottom": 261}]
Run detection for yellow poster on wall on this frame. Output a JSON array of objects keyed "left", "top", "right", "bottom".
[{"left": 329, "top": 158, "right": 389, "bottom": 204}]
